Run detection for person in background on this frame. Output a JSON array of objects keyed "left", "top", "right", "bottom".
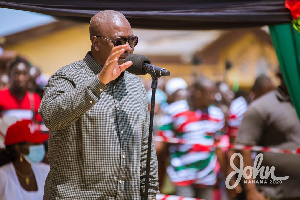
[
  {"left": 0, "top": 119, "right": 49, "bottom": 200},
  {"left": 215, "top": 81, "right": 234, "bottom": 116},
  {"left": 39, "top": 10, "right": 158, "bottom": 199},
  {"left": 0, "top": 57, "right": 42, "bottom": 122},
  {"left": 155, "top": 77, "right": 188, "bottom": 192},
  {"left": 0, "top": 57, "right": 43, "bottom": 147},
  {"left": 158, "top": 75, "right": 225, "bottom": 199},
  {"left": 235, "top": 70, "right": 300, "bottom": 200},
  {"left": 165, "top": 77, "right": 188, "bottom": 105},
  {"left": 226, "top": 74, "right": 275, "bottom": 199},
  {"left": 0, "top": 73, "right": 9, "bottom": 90},
  {"left": 227, "top": 74, "right": 274, "bottom": 143},
  {"left": 249, "top": 74, "right": 275, "bottom": 101},
  {"left": 147, "top": 89, "right": 168, "bottom": 192},
  {"left": 147, "top": 88, "right": 168, "bottom": 131},
  {"left": 225, "top": 91, "right": 249, "bottom": 200},
  {"left": 0, "top": 49, "right": 18, "bottom": 75},
  {"left": 28, "top": 66, "right": 41, "bottom": 92},
  {"left": 0, "top": 48, "right": 18, "bottom": 92}
]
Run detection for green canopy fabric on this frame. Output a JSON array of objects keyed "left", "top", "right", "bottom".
[{"left": 269, "top": 23, "right": 300, "bottom": 119}]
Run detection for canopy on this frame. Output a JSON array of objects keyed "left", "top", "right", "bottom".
[{"left": 0, "top": 0, "right": 291, "bottom": 30}]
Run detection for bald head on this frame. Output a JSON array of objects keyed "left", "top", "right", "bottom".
[
  {"left": 89, "top": 10, "right": 134, "bottom": 66},
  {"left": 89, "top": 10, "right": 130, "bottom": 40},
  {"left": 251, "top": 74, "right": 275, "bottom": 99}
]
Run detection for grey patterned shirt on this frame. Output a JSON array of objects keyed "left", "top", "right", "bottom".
[{"left": 39, "top": 52, "right": 159, "bottom": 200}]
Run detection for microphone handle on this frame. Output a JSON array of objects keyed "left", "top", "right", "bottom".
[{"left": 144, "top": 63, "right": 170, "bottom": 77}]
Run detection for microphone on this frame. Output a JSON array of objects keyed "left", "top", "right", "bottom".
[{"left": 125, "top": 54, "right": 170, "bottom": 77}]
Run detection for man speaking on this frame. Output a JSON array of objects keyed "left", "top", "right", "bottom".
[{"left": 39, "top": 10, "right": 159, "bottom": 200}]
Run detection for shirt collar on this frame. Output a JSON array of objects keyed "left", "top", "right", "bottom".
[
  {"left": 276, "top": 87, "right": 290, "bottom": 102},
  {"left": 83, "top": 52, "right": 103, "bottom": 74}
]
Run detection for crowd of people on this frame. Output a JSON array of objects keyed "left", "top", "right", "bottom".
[
  {"left": 0, "top": 9, "right": 299, "bottom": 200},
  {"left": 146, "top": 71, "right": 300, "bottom": 200},
  {"left": 0, "top": 48, "right": 50, "bottom": 199}
]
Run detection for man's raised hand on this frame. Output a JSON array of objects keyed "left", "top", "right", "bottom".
[{"left": 98, "top": 44, "right": 133, "bottom": 85}]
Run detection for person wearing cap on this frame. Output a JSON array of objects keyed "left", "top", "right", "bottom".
[
  {"left": 165, "top": 77, "right": 188, "bottom": 105},
  {"left": 0, "top": 119, "right": 49, "bottom": 200},
  {"left": 155, "top": 78, "right": 188, "bottom": 191},
  {"left": 147, "top": 89, "right": 168, "bottom": 191},
  {"left": 157, "top": 75, "right": 225, "bottom": 199}
]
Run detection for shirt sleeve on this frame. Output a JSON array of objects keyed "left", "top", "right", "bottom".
[
  {"left": 227, "top": 97, "right": 248, "bottom": 138},
  {"left": 38, "top": 71, "right": 106, "bottom": 131},
  {"left": 140, "top": 85, "right": 159, "bottom": 199},
  {"left": 235, "top": 104, "right": 264, "bottom": 146}
]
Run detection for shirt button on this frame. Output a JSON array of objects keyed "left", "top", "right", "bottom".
[
  {"left": 119, "top": 180, "right": 122, "bottom": 184},
  {"left": 100, "top": 88, "right": 103, "bottom": 92},
  {"left": 122, "top": 155, "right": 125, "bottom": 159},
  {"left": 89, "top": 100, "right": 93, "bottom": 104}
]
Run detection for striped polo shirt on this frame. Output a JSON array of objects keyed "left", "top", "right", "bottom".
[
  {"left": 227, "top": 96, "right": 248, "bottom": 137},
  {"left": 158, "top": 100, "right": 224, "bottom": 186}
]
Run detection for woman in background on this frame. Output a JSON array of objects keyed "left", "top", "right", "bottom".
[{"left": 0, "top": 119, "right": 49, "bottom": 200}]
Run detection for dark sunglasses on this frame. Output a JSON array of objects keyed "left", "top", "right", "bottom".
[{"left": 95, "top": 35, "right": 138, "bottom": 48}]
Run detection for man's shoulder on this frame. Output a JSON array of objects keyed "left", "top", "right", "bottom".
[
  {"left": 54, "top": 60, "right": 85, "bottom": 77},
  {"left": 248, "top": 90, "right": 276, "bottom": 110}
]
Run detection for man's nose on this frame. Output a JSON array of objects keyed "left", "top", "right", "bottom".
[{"left": 125, "top": 42, "right": 133, "bottom": 51}]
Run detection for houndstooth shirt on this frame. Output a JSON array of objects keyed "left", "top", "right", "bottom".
[{"left": 39, "top": 52, "right": 159, "bottom": 200}]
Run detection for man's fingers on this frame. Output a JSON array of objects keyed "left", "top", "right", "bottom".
[
  {"left": 104, "top": 58, "right": 118, "bottom": 74},
  {"left": 107, "top": 48, "right": 125, "bottom": 63},
  {"left": 108, "top": 44, "right": 129, "bottom": 59},
  {"left": 119, "top": 61, "right": 133, "bottom": 72},
  {"left": 111, "top": 44, "right": 128, "bottom": 52}
]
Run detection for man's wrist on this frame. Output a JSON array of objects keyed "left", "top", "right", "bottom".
[{"left": 98, "top": 72, "right": 109, "bottom": 85}]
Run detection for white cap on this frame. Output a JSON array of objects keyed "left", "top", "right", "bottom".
[{"left": 165, "top": 78, "right": 188, "bottom": 95}]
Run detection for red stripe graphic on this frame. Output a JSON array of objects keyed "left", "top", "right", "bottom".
[{"left": 154, "top": 136, "right": 300, "bottom": 155}]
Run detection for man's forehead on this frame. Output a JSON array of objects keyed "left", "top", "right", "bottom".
[{"left": 92, "top": 14, "right": 131, "bottom": 36}]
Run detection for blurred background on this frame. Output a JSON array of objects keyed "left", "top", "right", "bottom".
[{"left": 0, "top": 8, "right": 279, "bottom": 92}]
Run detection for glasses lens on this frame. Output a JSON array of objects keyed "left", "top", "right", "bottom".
[
  {"left": 114, "top": 36, "right": 138, "bottom": 48},
  {"left": 129, "top": 36, "right": 138, "bottom": 48},
  {"left": 114, "top": 37, "right": 127, "bottom": 46}
]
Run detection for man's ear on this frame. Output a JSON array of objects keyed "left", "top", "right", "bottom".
[{"left": 91, "top": 36, "right": 100, "bottom": 51}]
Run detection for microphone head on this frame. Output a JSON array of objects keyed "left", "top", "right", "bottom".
[{"left": 125, "top": 54, "right": 150, "bottom": 75}]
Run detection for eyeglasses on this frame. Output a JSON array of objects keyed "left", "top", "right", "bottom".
[{"left": 95, "top": 35, "right": 138, "bottom": 48}]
